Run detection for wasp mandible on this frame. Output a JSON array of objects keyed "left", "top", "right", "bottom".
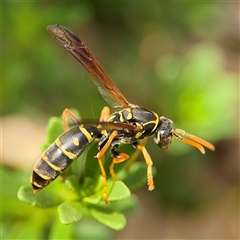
[{"left": 31, "top": 25, "right": 215, "bottom": 204}]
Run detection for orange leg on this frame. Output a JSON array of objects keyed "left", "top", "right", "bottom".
[
  {"left": 126, "top": 138, "right": 148, "bottom": 170},
  {"left": 135, "top": 143, "right": 155, "bottom": 191},
  {"left": 109, "top": 152, "right": 129, "bottom": 181},
  {"left": 62, "top": 108, "right": 80, "bottom": 132},
  {"left": 99, "top": 106, "right": 111, "bottom": 122},
  {"left": 96, "top": 130, "right": 118, "bottom": 204}
]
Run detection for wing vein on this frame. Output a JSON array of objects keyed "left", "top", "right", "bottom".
[{"left": 47, "top": 24, "right": 130, "bottom": 108}]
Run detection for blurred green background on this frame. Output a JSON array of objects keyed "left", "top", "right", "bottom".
[{"left": 2, "top": 1, "right": 239, "bottom": 239}]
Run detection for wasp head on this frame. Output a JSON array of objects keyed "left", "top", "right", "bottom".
[
  {"left": 154, "top": 116, "right": 174, "bottom": 150},
  {"left": 154, "top": 116, "right": 215, "bottom": 153}
]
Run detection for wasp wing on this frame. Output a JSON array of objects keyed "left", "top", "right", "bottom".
[
  {"left": 47, "top": 24, "right": 130, "bottom": 108},
  {"left": 69, "top": 120, "right": 140, "bottom": 133}
]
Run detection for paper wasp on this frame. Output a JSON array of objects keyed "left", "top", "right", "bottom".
[{"left": 31, "top": 24, "right": 215, "bottom": 204}]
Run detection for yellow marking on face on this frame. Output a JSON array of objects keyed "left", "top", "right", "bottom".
[
  {"left": 135, "top": 132, "right": 142, "bottom": 139},
  {"left": 73, "top": 137, "right": 79, "bottom": 146},
  {"left": 79, "top": 126, "right": 93, "bottom": 142},
  {"left": 156, "top": 131, "right": 160, "bottom": 142}
]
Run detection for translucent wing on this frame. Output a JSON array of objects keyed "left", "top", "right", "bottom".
[
  {"left": 84, "top": 121, "right": 140, "bottom": 132},
  {"left": 47, "top": 24, "right": 130, "bottom": 108}
]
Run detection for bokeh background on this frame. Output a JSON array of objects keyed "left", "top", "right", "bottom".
[{"left": 2, "top": 1, "right": 239, "bottom": 239}]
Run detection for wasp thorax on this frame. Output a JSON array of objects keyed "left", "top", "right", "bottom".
[{"left": 154, "top": 117, "right": 174, "bottom": 149}]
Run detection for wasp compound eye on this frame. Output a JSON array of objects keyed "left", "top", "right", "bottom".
[{"left": 154, "top": 117, "right": 174, "bottom": 149}]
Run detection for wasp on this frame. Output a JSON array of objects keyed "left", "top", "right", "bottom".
[{"left": 31, "top": 24, "right": 215, "bottom": 204}]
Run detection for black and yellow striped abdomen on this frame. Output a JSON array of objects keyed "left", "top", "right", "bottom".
[{"left": 31, "top": 125, "right": 101, "bottom": 192}]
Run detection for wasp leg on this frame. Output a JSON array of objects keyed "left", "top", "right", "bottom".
[
  {"left": 96, "top": 130, "right": 118, "bottom": 204},
  {"left": 126, "top": 138, "right": 148, "bottom": 170},
  {"left": 109, "top": 152, "right": 129, "bottom": 181},
  {"left": 62, "top": 108, "right": 81, "bottom": 132},
  {"left": 135, "top": 143, "right": 155, "bottom": 191},
  {"left": 99, "top": 106, "right": 111, "bottom": 122}
]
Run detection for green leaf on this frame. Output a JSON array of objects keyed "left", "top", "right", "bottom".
[
  {"left": 44, "top": 117, "right": 63, "bottom": 147},
  {"left": 90, "top": 208, "right": 126, "bottom": 230},
  {"left": 110, "top": 194, "right": 140, "bottom": 214},
  {"left": 58, "top": 201, "right": 84, "bottom": 224},
  {"left": 17, "top": 184, "right": 62, "bottom": 208},
  {"left": 80, "top": 175, "right": 102, "bottom": 198},
  {"left": 108, "top": 181, "right": 131, "bottom": 202},
  {"left": 80, "top": 176, "right": 103, "bottom": 204},
  {"left": 83, "top": 179, "right": 131, "bottom": 204},
  {"left": 64, "top": 175, "right": 81, "bottom": 194},
  {"left": 84, "top": 141, "right": 101, "bottom": 178},
  {"left": 83, "top": 192, "right": 102, "bottom": 205}
]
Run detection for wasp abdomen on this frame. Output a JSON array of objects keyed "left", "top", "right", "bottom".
[{"left": 31, "top": 125, "right": 100, "bottom": 192}]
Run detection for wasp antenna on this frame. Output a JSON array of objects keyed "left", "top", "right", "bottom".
[
  {"left": 173, "top": 132, "right": 206, "bottom": 154},
  {"left": 176, "top": 129, "right": 215, "bottom": 151},
  {"left": 175, "top": 129, "right": 215, "bottom": 152},
  {"left": 186, "top": 133, "right": 215, "bottom": 151}
]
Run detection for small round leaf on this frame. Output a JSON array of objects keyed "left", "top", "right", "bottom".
[
  {"left": 17, "top": 184, "right": 62, "bottom": 208},
  {"left": 90, "top": 208, "right": 126, "bottom": 230},
  {"left": 58, "top": 201, "right": 84, "bottom": 225}
]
